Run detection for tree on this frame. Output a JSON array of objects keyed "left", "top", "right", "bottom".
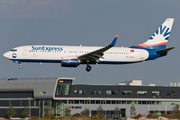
[
  {"left": 114, "top": 105, "right": 120, "bottom": 118},
  {"left": 44, "top": 106, "right": 55, "bottom": 119},
  {"left": 64, "top": 106, "right": 71, "bottom": 116},
  {"left": 172, "top": 104, "right": 180, "bottom": 118},
  {"left": 81, "top": 108, "right": 90, "bottom": 116},
  {"left": 172, "top": 104, "right": 179, "bottom": 112},
  {"left": 130, "top": 104, "right": 136, "bottom": 117},
  {"left": 44, "top": 106, "right": 51, "bottom": 117},
  {"left": 7, "top": 104, "right": 16, "bottom": 118},
  {"left": 21, "top": 106, "right": 29, "bottom": 118},
  {"left": 97, "top": 105, "right": 103, "bottom": 117}
]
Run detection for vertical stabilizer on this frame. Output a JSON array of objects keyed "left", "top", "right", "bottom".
[{"left": 131, "top": 18, "right": 174, "bottom": 50}]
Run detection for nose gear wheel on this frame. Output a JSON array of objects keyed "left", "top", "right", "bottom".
[{"left": 86, "top": 65, "right": 91, "bottom": 72}]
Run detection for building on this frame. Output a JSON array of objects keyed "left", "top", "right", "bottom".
[{"left": 0, "top": 78, "right": 180, "bottom": 118}]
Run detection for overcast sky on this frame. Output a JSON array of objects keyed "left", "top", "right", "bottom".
[{"left": 0, "top": 0, "right": 179, "bottom": 86}]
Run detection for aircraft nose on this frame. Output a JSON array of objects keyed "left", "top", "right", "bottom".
[{"left": 3, "top": 52, "right": 10, "bottom": 59}]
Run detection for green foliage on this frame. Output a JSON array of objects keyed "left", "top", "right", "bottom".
[
  {"left": 50, "top": 115, "right": 55, "bottom": 120},
  {"left": 44, "top": 115, "right": 55, "bottom": 120},
  {"left": 44, "top": 106, "right": 55, "bottom": 119},
  {"left": 172, "top": 104, "right": 180, "bottom": 113},
  {"left": 159, "top": 104, "right": 180, "bottom": 119},
  {"left": 64, "top": 106, "right": 71, "bottom": 116},
  {"left": 147, "top": 113, "right": 159, "bottom": 119},
  {"left": 134, "top": 114, "right": 142, "bottom": 120},
  {"left": 81, "top": 108, "right": 90, "bottom": 116},
  {"left": 73, "top": 113, "right": 81, "bottom": 117},
  {"left": 161, "top": 114, "right": 176, "bottom": 119},
  {"left": 55, "top": 116, "right": 65, "bottom": 120},
  {"left": 171, "top": 104, "right": 180, "bottom": 119},
  {"left": 91, "top": 115, "right": 101, "bottom": 120},
  {"left": 130, "top": 104, "right": 136, "bottom": 117},
  {"left": 44, "top": 106, "right": 51, "bottom": 117},
  {"left": 21, "top": 106, "right": 30, "bottom": 117},
  {"left": 173, "top": 104, "right": 179, "bottom": 111},
  {"left": 7, "top": 104, "right": 16, "bottom": 118},
  {"left": 29, "top": 116, "right": 41, "bottom": 120},
  {"left": 96, "top": 105, "right": 103, "bottom": 116},
  {"left": 114, "top": 105, "right": 120, "bottom": 116}
]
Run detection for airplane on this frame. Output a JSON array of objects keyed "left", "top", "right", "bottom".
[{"left": 3, "top": 18, "right": 175, "bottom": 72}]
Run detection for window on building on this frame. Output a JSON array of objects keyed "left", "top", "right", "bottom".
[
  {"left": 56, "top": 81, "right": 71, "bottom": 96},
  {"left": 122, "top": 101, "right": 126, "bottom": 104},
  {"left": 96, "top": 100, "right": 100, "bottom": 104},
  {"left": 80, "top": 100, "right": 84, "bottom": 104},
  {"left": 117, "top": 101, "right": 121, "bottom": 104},
  {"left": 142, "top": 101, "right": 147, "bottom": 104},
  {"left": 127, "top": 101, "right": 132, "bottom": 104},
  {"left": 167, "top": 91, "right": 177, "bottom": 96},
  {"left": 106, "top": 90, "right": 117, "bottom": 95},
  {"left": 40, "top": 91, "right": 46, "bottom": 95},
  {"left": 91, "top": 100, "right": 95, "bottom": 104},
  {"left": 22, "top": 100, "right": 28, "bottom": 106},
  {"left": 11, "top": 100, "right": 20, "bottom": 106},
  {"left": 152, "top": 91, "right": 162, "bottom": 96},
  {"left": 101, "top": 100, "right": 106, "bottom": 104},
  {"left": 0, "top": 100, "right": 9, "bottom": 106},
  {"left": 137, "top": 91, "right": 147, "bottom": 95},
  {"left": 112, "top": 101, "right": 116, "bottom": 104},
  {"left": 74, "top": 90, "right": 85, "bottom": 94},
  {"left": 107, "top": 101, "right": 111, "bottom": 104},
  {"left": 122, "top": 90, "right": 132, "bottom": 95},
  {"left": 69, "top": 100, "right": 75, "bottom": 104},
  {"left": 75, "top": 100, "right": 79, "bottom": 104},
  {"left": 66, "top": 100, "right": 180, "bottom": 105},
  {"left": 84, "top": 100, "right": 90, "bottom": 104},
  {"left": 91, "top": 90, "right": 101, "bottom": 95}
]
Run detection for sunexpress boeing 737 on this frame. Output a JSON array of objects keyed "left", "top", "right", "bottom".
[{"left": 3, "top": 18, "right": 175, "bottom": 72}]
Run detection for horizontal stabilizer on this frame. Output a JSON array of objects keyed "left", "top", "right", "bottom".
[{"left": 155, "top": 47, "right": 175, "bottom": 54}]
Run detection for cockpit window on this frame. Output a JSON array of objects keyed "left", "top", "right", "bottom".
[{"left": 10, "top": 49, "right": 17, "bottom": 52}]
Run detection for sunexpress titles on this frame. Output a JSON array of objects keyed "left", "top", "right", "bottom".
[{"left": 31, "top": 46, "right": 63, "bottom": 51}]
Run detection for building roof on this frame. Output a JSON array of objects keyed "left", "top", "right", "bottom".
[{"left": 0, "top": 77, "right": 75, "bottom": 99}]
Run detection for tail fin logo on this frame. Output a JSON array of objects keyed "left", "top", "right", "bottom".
[
  {"left": 149, "top": 25, "right": 170, "bottom": 41},
  {"left": 130, "top": 18, "right": 174, "bottom": 50}
]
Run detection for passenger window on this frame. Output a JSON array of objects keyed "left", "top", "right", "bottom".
[{"left": 10, "top": 49, "right": 17, "bottom": 52}]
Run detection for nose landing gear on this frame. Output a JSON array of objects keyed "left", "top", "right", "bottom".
[
  {"left": 19, "top": 64, "right": 23, "bottom": 69},
  {"left": 86, "top": 65, "right": 92, "bottom": 72}
]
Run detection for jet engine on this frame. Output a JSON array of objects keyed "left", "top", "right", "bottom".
[{"left": 61, "top": 57, "right": 80, "bottom": 67}]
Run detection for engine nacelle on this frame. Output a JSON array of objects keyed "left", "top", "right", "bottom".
[{"left": 61, "top": 57, "right": 79, "bottom": 67}]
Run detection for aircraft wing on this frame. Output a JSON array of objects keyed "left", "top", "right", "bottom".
[{"left": 78, "top": 34, "right": 119, "bottom": 62}]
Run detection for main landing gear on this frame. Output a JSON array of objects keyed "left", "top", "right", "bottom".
[
  {"left": 19, "top": 64, "right": 23, "bottom": 69},
  {"left": 86, "top": 65, "right": 92, "bottom": 72}
]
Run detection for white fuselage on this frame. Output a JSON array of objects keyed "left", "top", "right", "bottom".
[{"left": 3, "top": 45, "right": 149, "bottom": 64}]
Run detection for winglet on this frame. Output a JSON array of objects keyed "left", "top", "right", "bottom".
[{"left": 108, "top": 34, "right": 119, "bottom": 47}]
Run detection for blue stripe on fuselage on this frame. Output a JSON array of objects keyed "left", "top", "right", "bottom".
[
  {"left": 130, "top": 45, "right": 167, "bottom": 50},
  {"left": 11, "top": 59, "right": 62, "bottom": 63},
  {"left": 10, "top": 59, "right": 139, "bottom": 64}
]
